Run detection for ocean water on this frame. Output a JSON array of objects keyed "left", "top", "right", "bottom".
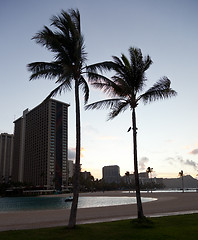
[{"left": 0, "top": 196, "right": 156, "bottom": 212}]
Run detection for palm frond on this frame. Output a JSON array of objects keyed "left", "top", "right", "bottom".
[
  {"left": 51, "top": 9, "right": 79, "bottom": 41},
  {"left": 112, "top": 55, "right": 124, "bottom": 67},
  {"left": 44, "top": 77, "right": 73, "bottom": 100},
  {"left": 27, "top": 62, "right": 63, "bottom": 80},
  {"left": 88, "top": 74, "right": 123, "bottom": 97},
  {"left": 140, "top": 77, "right": 177, "bottom": 104},
  {"left": 28, "top": 8, "right": 88, "bottom": 86},
  {"left": 32, "top": 26, "right": 54, "bottom": 48},
  {"left": 108, "top": 100, "right": 130, "bottom": 120},
  {"left": 128, "top": 47, "right": 149, "bottom": 94},
  {"left": 143, "top": 55, "right": 153, "bottom": 72},
  {"left": 112, "top": 51, "right": 145, "bottom": 94},
  {"left": 32, "top": 27, "right": 69, "bottom": 60},
  {"left": 33, "top": 9, "right": 86, "bottom": 66},
  {"left": 86, "top": 61, "right": 114, "bottom": 74},
  {"left": 121, "top": 53, "right": 131, "bottom": 69},
  {"left": 129, "top": 47, "right": 143, "bottom": 67},
  {"left": 69, "top": 8, "right": 81, "bottom": 32},
  {"left": 85, "top": 98, "right": 125, "bottom": 111},
  {"left": 86, "top": 71, "right": 112, "bottom": 82},
  {"left": 111, "top": 56, "right": 128, "bottom": 79},
  {"left": 55, "top": 74, "right": 73, "bottom": 88}
]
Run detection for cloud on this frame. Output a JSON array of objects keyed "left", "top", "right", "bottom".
[
  {"left": 189, "top": 148, "right": 198, "bottom": 155},
  {"left": 166, "top": 157, "right": 175, "bottom": 165},
  {"left": 183, "top": 159, "right": 198, "bottom": 170},
  {"left": 166, "top": 156, "right": 198, "bottom": 170},
  {"left": 68, "top": 147, "right": 85, "bottom": 160},
  {"left": 177, "top": 156, "right": 198, "bottom": 170},
  {"left": 68, "top": 148, "right": 76, "bottom": 160},
  {"left": 139, "top": 157, "right": 149, "bottom": 171}
]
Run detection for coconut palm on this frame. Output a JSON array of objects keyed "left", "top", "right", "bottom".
[
  {"left": 125, "top": 171, "right": 131, "bottom": 192},
  {"left": 146, "top": 167, "right": 153, "bottom": 192},
  {"left": 85, "top": 47, "right": 177, "bottom": 219},
  {"left": 27, "top": 9, "right": 102, "bottom": 228},
  {"left": 146, "top": 167, "right": 153, "bottom": 177},
  {"left": 179, "top": 170, "right": 184, "bottom": 192}
]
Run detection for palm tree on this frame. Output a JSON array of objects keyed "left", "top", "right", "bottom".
[
  {"left": 146, "top": 167, "right": 153, "bottom": 192},
  {"left": 179, "top": 170, "right": 184, "bottom": 193},
  {"left": 85, "top": 47, "right": 177, "bottom": 219},
  {"left": 27, "top": 9, "right": 101, "bottom": 228},
  {"left": 125, "top": 171, "right": 131, "bottom": 192}
]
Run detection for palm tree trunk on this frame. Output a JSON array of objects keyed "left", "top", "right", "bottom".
[
  {"left": 68, "top": 79, "right": 81, "bottom": 228},
  {"left": 132, "top": 108, "right": 144, "bottom": 219},
  {"left": 182, "top": 176, "right": 184, "bottom": 193}
]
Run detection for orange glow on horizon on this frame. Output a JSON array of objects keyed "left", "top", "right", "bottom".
[{"left": 80, "top": 147, "right": 86, "bottom": 158}]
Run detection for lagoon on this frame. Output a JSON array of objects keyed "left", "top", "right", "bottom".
[{"left": 0, "top": 196, "right": 156, "bottom": 212}]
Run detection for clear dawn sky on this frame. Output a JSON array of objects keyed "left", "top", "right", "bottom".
[{"left": 1, "top": 0, "right": 198, "bottom": 179}]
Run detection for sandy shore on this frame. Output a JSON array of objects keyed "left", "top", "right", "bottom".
[{"left": 0, "top": 191, "right": 198, "bottom": 232}]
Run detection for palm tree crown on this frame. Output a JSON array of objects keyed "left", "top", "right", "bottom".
[
  {"left": 86, "top": 47, "right": 177, "bottom": 117},
  {"left": 27, "top": 9, "right": 89, "bottom": 102},
  {"left": 146, "top": 167, "right": 153, "bottom": 175}
]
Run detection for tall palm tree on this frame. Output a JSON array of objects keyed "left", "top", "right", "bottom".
[
  {"left": 85, "top": 47, "right": 177, "bottom": 219},
  {"left": 27, "top": 9, "right": 101, "bottom": 228},
  {"left": 146, "top": 167, "right": 153, "bottom": 192},
  {"left": 125, "top": 171, "right": 131, "bottom": 192},
  {"left": 179, "top": 170, "right": 184, "bottom": 193}
]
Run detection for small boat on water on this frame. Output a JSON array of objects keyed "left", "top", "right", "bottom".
[{"left": 65, "top": 196, "right": 73, "bottom": 202}]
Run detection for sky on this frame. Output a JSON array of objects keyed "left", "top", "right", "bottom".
[{"left": 1, "top": 0, "right": 198, "bottom": 179}]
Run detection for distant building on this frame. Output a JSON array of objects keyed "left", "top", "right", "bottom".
[
  {"left": 68, "top": 160, "right": 74, "bottom": 178},
  {"left": 102, "top": 165, "right": 121, "bottom": 183},
  {"left": 122, "top": 171, "right": 149, "bottom": 184},
  {"left": 81, "top": 171, "right": 92, "bottom": 180},
  {"left": 139, "top": 172, "right": 149, "bottom": 184},
  {"left": 0, "top": 133, "right": 14, "bottom": 183},
  {"left": 12, "top": 99, "right": 69, "bottom": 190}
]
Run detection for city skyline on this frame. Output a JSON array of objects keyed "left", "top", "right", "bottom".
[{"left": 1, "top": 0, "right": 198, "bottom": 179}]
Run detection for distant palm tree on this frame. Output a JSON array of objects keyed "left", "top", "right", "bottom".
[
  {"left": 85, "top": 47, "right": 177, "bottom": 219},
  {"left": 179, "top": 170, "right": 184, "bottom": 193},
  {"left": 146, "top": 167, "right": 153, "bottom": 192},
  {"left": 125, "top": 171, "right": 131, "bottom": 192},
  {"left": 27, "top": 9, "right": 103, "bottom": 228}
]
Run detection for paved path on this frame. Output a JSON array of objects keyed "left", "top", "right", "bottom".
[{"left": 0, "top": 191, "right": 198, "bottom": 232}]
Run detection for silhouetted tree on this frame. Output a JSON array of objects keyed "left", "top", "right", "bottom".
[
  {"left": 86, "top": 47, "right": 177, "bottom": 219},
  {"left": 179, "top": 170, "right": 184, "bottom": 192},
  {"left": 146, "top": 167, "right": 153, "bottom": 192},
  {"left": 27, "top": 9, "right": 103, "bottom": 228}
]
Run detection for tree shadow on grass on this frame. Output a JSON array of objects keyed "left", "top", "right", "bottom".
[{"left": 131, "top": 217, "right": 154, "bottom": 229}]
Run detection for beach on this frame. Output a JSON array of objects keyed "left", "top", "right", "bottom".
[{"left": 0, "top": 191, "right": 198, "bottom": 232}]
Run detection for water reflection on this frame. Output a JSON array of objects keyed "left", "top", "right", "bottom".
[{"left": 0, "top": 196, "right": 156, "bottom": 212}]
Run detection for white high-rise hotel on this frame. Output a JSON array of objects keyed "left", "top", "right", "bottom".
[{"left": 12, "top": 99, "right": 69, "bottom": 190}]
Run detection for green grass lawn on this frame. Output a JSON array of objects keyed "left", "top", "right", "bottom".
[{"left": 1, "top": 214, "right": 198, "bottom": 240}]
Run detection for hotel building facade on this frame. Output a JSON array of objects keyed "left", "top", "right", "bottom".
[
  {"left": 12, "top": 99, "right": 69, "bottom": 190},
  {"left": 102, "top": 165, "right": 121, "bottom": 183},
  {"left": 0, "top": 133, "right": 14, "bottom": 183}
]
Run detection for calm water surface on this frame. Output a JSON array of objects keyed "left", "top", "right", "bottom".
[{"left": 0, "top": 196, "right": 156, "bottom": 212}]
